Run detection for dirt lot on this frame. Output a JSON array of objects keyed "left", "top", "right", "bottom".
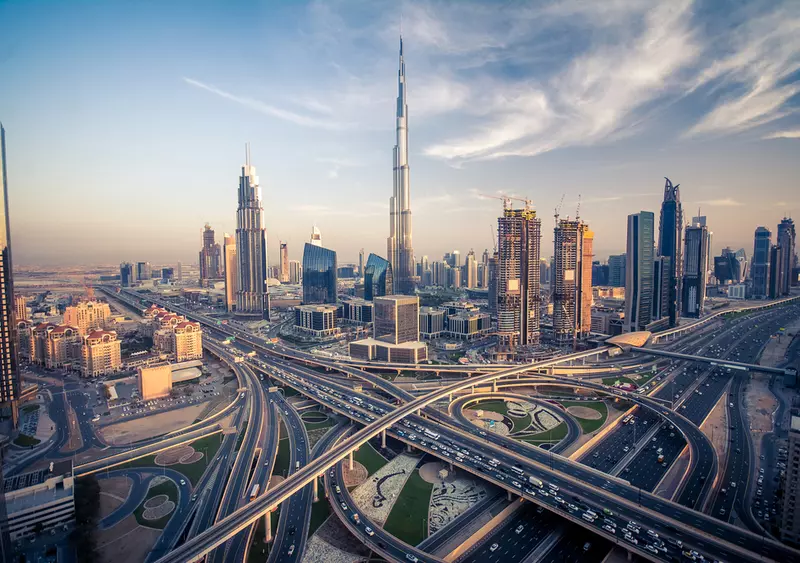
[
  {"left": 98, "top": 403, "right": 208, "bottom": 445},
  {"left": 96, "top": 514, "right": 161, "bottom": 563},
  {"left": 99, "top": 476, "right": 133, "bottom": 519}
]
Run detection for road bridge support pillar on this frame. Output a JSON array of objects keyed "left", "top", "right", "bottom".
[
  {"left": 492, "top": 380, "right": 498, "bottom": 393},
  {"left": 627, "top": 550, "right": 633, "bottom": 561},
  {"left": 264, "top": 511, "right": 273, "bottom": 543},
  {"left": 349, "top": 451, "right": 354, "bottom": 470},
  {"left": 381, "top": 429, "right": 387, "bottom": 449},
  {"left": 313, "top": 476, "right": 319, "bottom": 502},
  {"left": 507, "top": 490, "right": 512, "bottom": 501}
]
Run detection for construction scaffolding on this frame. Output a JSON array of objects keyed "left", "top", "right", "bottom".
[{"left": 552, "top": 218, "right": 594, "bottom": 345}]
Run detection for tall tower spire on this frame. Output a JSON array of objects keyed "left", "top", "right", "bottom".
[{"left": 388, "top": 35, "right": 415, "bottom": 294}]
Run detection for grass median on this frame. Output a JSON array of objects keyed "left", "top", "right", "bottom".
[
  {"left": 383, "top": 469, "right": 433, "bottom": 546},
  {"left": 558, "top": 400, "right": 608, "bottom": 434},
  {"left": 520, "top": 421, "right": 568, "bottom": 444},
  {"left": 353, "top": 442, "right": 387, "bottom": 476},
  {"left": 134, "top": 478, "right": 179, "bottom": 530},
  {"left": 113, "top": 432, "right": 222, "bottom": 486}
]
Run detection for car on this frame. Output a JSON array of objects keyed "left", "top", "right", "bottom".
[
  {"left": 646, "top": 529, "right": 658, "bottom": 539},
  {"left": 341, "top": 502, "right": 348, "bottom": 510},
  {"left": 645, "top": 545, "right": 659, "bottom": 554},
  {"left": 515, "top": 525, "right": 524, "bottom": 534},
  {"left": 730, "top": 403, "right": 734, "bottom": 407},
  {"left": 489, "top": 543, "right": 499, "bottom": 552},
  {"left": 287, "top": 545, "right": 295, "bottom": 556},
  {"left": 603, "top": 524, "right": 616, "bottom": 534},
  {"left": 624, "top": 534, "right": 638, "bottom": 545},
  {"left": 583, "top": 542, "right": 592, "bottom": 551},
  {"left": 365, "top": 526, "right": 374, "bottom": 536},
  {"left": 719, "top": 508, "right": 726, "bottom": 515},
  {"left": 180, "top": 479, "right": 186, "bottom": 486},
  {"left": 191, "top": 494, "right": 197, "bottom": 501}
]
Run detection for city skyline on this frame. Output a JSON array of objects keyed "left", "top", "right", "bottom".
[{"left": 2, "top": 0, "right": 800, "bottom": 267}]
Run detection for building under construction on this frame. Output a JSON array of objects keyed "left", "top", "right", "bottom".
[
  {"left": 552, "top": 218, "right": 594, "bottom": 344},
  {"left": 496, "top": 202, "right": 541, "bottom": 357}
]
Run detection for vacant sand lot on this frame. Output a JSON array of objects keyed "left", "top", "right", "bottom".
[
  {"left": 96, "top": 514, "right": 161, "bottom": 563},
  {"left": 99, "top": 403, "right": 207, "bottom": 445},
  {"left": 99, "top": 476, "right": 133, "bottom": 519}
]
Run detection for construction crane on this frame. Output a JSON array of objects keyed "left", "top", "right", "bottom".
[
  {"left": 489, "top": 224, "right": 497, "bottom": 253},
  {"left": 554, "top": 194, "right": 565, "bottom": 225},
  {"left": 576, "top": 193, "right": 582, "bottom": 221},
  {"left": 479, "top": 193, "right": 533, "bottom": 211}
]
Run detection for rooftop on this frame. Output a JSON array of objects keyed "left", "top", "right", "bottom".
[
  {"left": 4, "top": 460, "right": 73, "bottom": 494},
  {"left": 791, "top": 415, "right": 800, "bottom": 433},
  {"left": 351, "top": 338, "right": 427, "bottom": 350}
]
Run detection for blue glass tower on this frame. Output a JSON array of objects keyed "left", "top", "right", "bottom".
[
  {"left": 364, "top": 254, "right": 393, "bottom": 301},
  {"left": 302, "top": 243, "right": 337, "bottom": 304},
  {"left": 658, "top": 178, "right": 683, "bottom": 326}
]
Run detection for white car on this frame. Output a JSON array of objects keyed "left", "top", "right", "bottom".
[{"left": 489, "top": 543, "right": 499, "bottom": 552}]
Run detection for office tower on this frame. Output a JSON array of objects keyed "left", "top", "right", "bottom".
[
  {"left": 119, "top": 262, "right": 134, "bottom": 287},
  {"left": 778, "top": 218, "right": 796, "bottom": 295},
  {"left": 624, "top": 211, "right": 655, "bottom": 332},
  {"left": 387, "top": 37, "right": 416, "bottom": 295},
  {"left": 136, "top": 261, "right": 151, "bottom": 282},
  {"left": 734, "top": 248, "right": 748, "bottom": 282},
  {"left": 465, "top": 250, "right": 478, "bottom": 289},
  {"left": 496, "top": 202, "right": 541, "bottom": 351},
  {"left": 682, "top": 223, "right": 709, "bottom": 317},
  {"left": 658, "top": 178, "right": 683, "bottom": 326},
  {"left": 478, "top": 263, "right": 488, "bottom": 288},
  {"left": 452, "top": 250, "right": 461, "bottom": 269},
  {"left": 608, "top": 254, "right": 626, "bottom": 287},
  {"left": 364, "top": 254, "right": 393, "bottom": 301},
  {"left": 652, "top": 256, "right": 671, "bottom": 320},
  {"left": 769, "top": 245, "right": 785, "bottom": 299},
  {"left": 64, "top": 301, "right": 111, "bottom": 336},
  {"left": 552, "top": 219, "right": 593, "bottom": 343},
  {"left": 714, "top": 247, "right": 742, "bottom": 284},
  {"left": 199, "top": 223, "right": 222, "bottom": 285},
  {"left": 81, "top": 330, "right": 121, "bottom": 377},
  {"left": 235, "top": 145, "right": 270, "bottom": 319},
  {"left": 279, "top": 241, "right": 289, "bottom": 283},
  {"left": 310, "top": 225, "right": 322, "bottom": 247},
  {"left": 591, "top": 261, "right": 609, "bottom": 286},
  {"left": 161, "top": 268, "right": 174, "bottom": 283},
  {"left": 374, "top": 295, "right": 419, "bottom": 344},
  {"left": 358, "top": 248, "right": 365, "bottom": 277},
  {"left": 482, "top": 249, "right": 489, "bottom": 265},
  {"left": 488, "top": 254, "right": 498, "bottom": 316},
  {"left": 14, "top": 295, "right": 26, "bottom": 322},
  {"left": 223, "top": 233, "right": 237, "bottom": 312},
  {"left": 0, "top": 124, "right": 19, "bottom": 426},
  {"left": 752, "top": 227, "right": 771, "bottom": 298},
  {"left": 289, "top": 260, "right": 302, "bottom": 284},
  {"left": 177, "top": 261, "right": 183, "bottom": 282},
  {"left": 780, "top": 413, "right": 800, "bottom": 544},
  {"left": 450, "top": 267, "right": 462, "bottom": 289},
  {"left": 302, "top": 243, "right": 337, "bottom": 304}
]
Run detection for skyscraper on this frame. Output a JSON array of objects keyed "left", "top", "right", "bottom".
[
  {"left": 658, "top": 178, "right": 683, "bottom": 326},
  {"left": 279, "top": 241, "right": 289, "bottom": 283},
  {"left": 769, "top": 244, "right": 784, "bottom": 299},
  {"left": 652, "top": 256, "right": 671, "bottom": 321},
  {"left": 487, "top": 254, "right": 498, "bottom": 316},
  {"left": 289, "top": 260, "right": 302, "bottom": 284},
  {"left": 119, "top": 262, "right": 134, "bottom": 288},
  {"left": 624, "top": 211, "right": 655, "bottom": 333},
  {"left": 199, "top": 223, "right": 222, "bottom": 285},
  {"left": 358, "top": 248, "right": 365, "bottom": 278},
  {"left": 465, "top": 250, "right": 478, "bottom": 289},
  {"left": 387, "top": 37, "right": 415, "bottom": 294},
  {"left": 752, "top": 227, "right": 771, "bottom": 298},
  {"left": 364, "top": 254, "right": 393, "bottom": 301},
  {"left": 310, "top": 225, "right": 322, "bottom": 247},
  {"left": 302, "top": 243, "right": 337, "bottom": 305},
  {"left": 0, "top": 124, "right": 19, "bottom": 426},
  {"left": 136, "top": 261, "right": 151, "bottom": 282},
  {"left": 608, "top": 254, "right": 626, "bottom": 287},
  {"left": 496, "top": 202, "right": 541, "bottom": 352},
  {"left": 552, "top": 219, "right": 594, "bottom": 343},
  {"left": 777, "top": 218, "right": 796, "bottom": 295},
  {"left": 682, "top": 223, "right": 710, "bottom": 318},
  {"left": 235, "top": 145, "right": 270, "bottom": 319},
  {"left": 223, "top": 233, "right": 237, "bottom": 312}
]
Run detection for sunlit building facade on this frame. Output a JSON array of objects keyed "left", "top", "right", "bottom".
[
  {"left": 364, "top": 253, "right": 393, "bottom": 301},
  {"left": 302, "top": 243, "right": 337, "bottom": 305},
  {"left": 81, "top": 330, "right": 122, "bottom": 377}
]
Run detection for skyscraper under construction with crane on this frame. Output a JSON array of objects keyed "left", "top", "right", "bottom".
[{"left": 552, "top": 217, "right": 594, "bottom": 344}]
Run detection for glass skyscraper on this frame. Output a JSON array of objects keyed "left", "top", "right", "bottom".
[
  {"left": 683, "top": 224, "right": 709, "bottom": 317},
  {"left": 624, "top": 211, "right": 654, "bottom": 332},
  {"left": 752, "top": 227, "right": 771, "bottom": 298},
  {"left": 658, "top": 178, "right": 683, "bottom": 326},
  {"left": 364, "top": 253, "right": 393, "bottom": 301},
  {"left": 302, "top": 243, "right": 337, "bottom": 304},
  {"left": 0, "top": 124, "right": 19, "bottom": 427}
]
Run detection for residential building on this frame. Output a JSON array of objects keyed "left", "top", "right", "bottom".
[
  {"left": 289, "top": 260, "right": 302, "bottom": 284},
  {"left": 465, "top": 250, "right": 478, "bottom": 288},
  {"left": 279, "top": 241, "right": 289, "bottom": 283},
  {"left": 13, "top": 295, "right": 25, "bottom": 322},
  {"left": 624, "top": 211, "right": 655, "bottom": 332},
  {"left": 0, "top": 126, "right": 19, "bottom": 425},
  {"left": 199, "top": 223, "right": 222, "bottom": 285},
  {"left": 778, "top": 218, "right": 796, "bottom": 295},
  {"left": 15, "top": 320, "right": 31, "bottom": 361},
  {"left": 496, "top": 203, "right": 541, "bottom": 353},
  {"left": 552, "top": 218, "right": 593, "bottom": 344},
  {"left": 419, "top": 307, "right": 445, "bottom": 339},
  {"left": 295, "top": 304, "right": 339, "bottom": 337},
  {"left": 752, "top": 227, "right": 772, "bottom": 298},
  {"left": 780, "top": 414, "right": 800, "bottom": 545},
  {"left": 32, "top": 324, "right": 81, "bottom": 370},
  {"left": 223, "top": 233, "right": 237, "bottom": 312},
  {"left": 302, "top": 243, "right": 337, "bottom": 304},
  {"left": 137, "top": 363, "right": 172, "bottom": 401},
  {"left": 235, "top": 145, "right": 270, "bottom": 319},
  {"left": 119, "top": 262, "right": 134, "bottom": 287},
  {"left": 2, "top": 461, "right": 75, "bottom": 541},
  {"left": 173, "top": 321, "right": 203, "bottom": 361},
  {"left": 608, "top": 254, "right": 626, "bottom": 287},
  {"left": 364, "top": 253, "right": 393, "bottom": 301},
  {"left": 682, "top": 223, "right": 710, "bottom": 318},
  {"left": 63, "top": 300, "right": 111, "bottom": 336},
  {"left": 657, "top": 178, "right": 683, "bottom": 326},
  {"left": 81, "top": 330, "right": 121, "bottom": 377}
]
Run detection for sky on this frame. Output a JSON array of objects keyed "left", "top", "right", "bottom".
[{"left": 1, "top": 0, "right": 799, "bottom": 268}]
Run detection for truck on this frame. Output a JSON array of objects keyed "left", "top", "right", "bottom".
[
  {"left": 250, "top": 484, "right": 260, "bottom": 501},
  {"left": 528, "top": 476, "right": 543, "bottom": 487},
  {"left": 352, "top": 513, "right": 361, "bottom": 525}
]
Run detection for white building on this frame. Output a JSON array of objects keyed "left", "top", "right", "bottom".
[{"left": 2, "top": 461, "right": 75, "bottom": 541}]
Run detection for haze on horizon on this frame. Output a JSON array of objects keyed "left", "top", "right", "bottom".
[{"left": 1, "top": 0, "right": 799, "bottom": 268}]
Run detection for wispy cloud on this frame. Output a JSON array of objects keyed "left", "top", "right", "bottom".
[
  {"left": 764, "top": 129, "right": 800, "bottom": 139},
  {"left": 288, "top": 203, "right": 383, "bottom": 217},
  {"left": 315, "top": 157, "right": 362, "bottom": 179},
  {"left": 183, "top": 77, "right": 350, "bottom": 130},
  {"left": 697, "top": 198, "right": 744, "bottom": 207}
]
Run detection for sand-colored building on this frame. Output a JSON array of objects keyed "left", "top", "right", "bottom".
[
  {"left": 137, "top": 362, "right": 172, "bottom": 400},
  {"left": 81, "top": 330, "right": 121, "bottom": 377},
  {"left": 14, "top": 294, "right": 27, "bottom": 321},
  {"left": 173, "top": 321, "right": 203, "bottom": 361},
  {"left": 64, "top": 300, "right": 111, "bottom": 335}
]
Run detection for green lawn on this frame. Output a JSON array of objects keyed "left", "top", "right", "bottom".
[
  {"left": 602, "top": 376, "right": 636, "bottom": 387},
  {"left": 509, "top": 412, "right": 531, "bottom": 432},
  {"left": 134, "top": 479, "right": 179, "bottom": 529},
  {"left": 520, "top": 421, "right": 568, "bottom": 444},
  {"left": 558, "top": 401, "right": 609, "bottom": 434},
  {"left": 353, "top": 443, "right": 388, "bottom": 476},
  {"left": 274, "top": 438, "right": 291, "bottom": 477},
  {"left": 308, "top": 497, "right": 332, "bottom": 536},
  {"left": 248, "top": 507, "right": 281, "bottom": 562},
  {"left": 383, "top": 469, "right": 433, "bottom": 546},
  {"left": 301, "top": 411, "right": 328, "bottom": 422},
  {"left": 474, "top": 400, "right": 508, "bottom": 416},
  {"left": 305, "top": 418, "right": 335, "bottom": 431},
  {"left": 14, "top": 434, "right": 41, "bottom": 447}
]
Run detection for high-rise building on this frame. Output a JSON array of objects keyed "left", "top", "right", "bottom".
[
  {"left": 177, "top": 261, "right": 183, "bottom": 282},
  {"left": 119, "top": 262, "right": 133, "bottom": 287},
  {"left": 781, "top": 414, "right": 800, "bottom": 544},
  {"left": 465, "top": 250, "right": 478, "bottom": 289},
  {"left": 279, "top": 241, "right": 289, "bottom": 283},
  {"left": 32, "top": 324, "right": 81, "bottom": 370},
  {"left": 778, "top": 218, "right": 796, "bottom": 295},
  {"left": 387, "top": 37, "right": 416, "bottom": 295},
  {"left": 769, "top": 244, "right": 785, "bottom": 299},
  {"left": 682, "top": 223, "right": 709, "bottom": 318},
  {"left": 364, "top": 253, "right": 393, "bottom": 301},
  {"left": 173, "top": 321, "right": 203, "bottom": 361},
  {"left": 608, "top": 254, "right": 626, "bottom": 287},
  {"left": 624, "top": 211, "right": 655, "bottom": 332},
  {"left": 235, "top": 145, "right": 270, "bottom": 319},
  {"left": 14, "top": 295, "right": 26, "bottom": 322},
  {"left": 310, "top": 225, "right": 322, "bottom": 247},
  {"left": 552, "top": 219, "right": 593, "bottom": 343},
  {"left": 81, "top": 330, "right": 121, "bottom": 377},
  {"left": 358, "top": 248, "right": 365, "bottom": 277},
  {"left": 496, "top": 202, "right": 541, "bottom": 351},
  {"left": 136, "top": 261, "right": 151, "bottom": 282},
  {"left": 752, "top": 227, "right": 772, "bottom": 298},
  {"left": 289, "top": 260, "right": 302, "bottom": 284},
  {"left": 199, "top": 223, "right": 222, "bottom": 285},
  {"left": 223, "top": 233, "right": 237, "bottom": 312},
  {"left": 374, "top": 295, "right": 419, "bottom": 345},
  {"left": 658, "top": 178, "right": 683, "bottom": 326},
  {"left": 302, "top": 243, "right": 337, "bottom": 304},
  {"left": 64, "top": 301, "right": 111, "bottom": 336},
  {"left": 138, "top": 363, "right": 172, "bottom": 401},
  {"left": 161, "top": 268, "right": 174, "bottom": 283},
  {"left": 652, "top": 256, "right": 671, "bottom": 321},
  {"left": 488, "top": 254, "right": 498, "bottom": 316}
]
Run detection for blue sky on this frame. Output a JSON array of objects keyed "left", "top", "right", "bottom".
[{"left": 1, "top": 0, "right": 798, "bottom": 267}]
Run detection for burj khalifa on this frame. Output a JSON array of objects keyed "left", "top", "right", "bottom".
[{"left": 387, "top": 36, "right": 416, "bottom": 294}]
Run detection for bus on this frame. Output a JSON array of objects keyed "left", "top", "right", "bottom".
[
  {"left": 423, "top": 429, "right": 440, "bottom": 441},
  {"left": 250, "top": 484, "right": 260, "bottom": 501}
]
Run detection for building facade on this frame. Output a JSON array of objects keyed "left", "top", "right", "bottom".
[
  {"left": 608, "top": 254, "right": 626, "bottom": 287},
  {"left": 279, "top": 241, "right": 289, "bottom": 283},
  {"left": 63, "top": 300, "right": 111, "bottom": 336},
  {"left": 295, "top": 304, "right": 339, "bottom": 337},
  {"left": 136, "top": 261, "right": 151, "bottom": 282},
  {"left": 235, "top": 146, "right": 270, "bottom": 319},
  {"left": 374, "top": 295, "right": 419, "bottom": 345},
  {"left": 657, "top": 178, "right": 683, "bottom": 326},
  {"left": 199, "top": 223, "right": 222, "bottom": 285},
  {"left": 13, "top": 295, "right": 25, "bottom": 322},
  {"left": 302, "top": 243, "right": 337, "bottom": 305},
  {"left": 778, "top": 217, "right": 796, "bottom": 295},
  {"left": 137, "top": 363, "right": 172, "bottom": 401},
  {"left": 223, "top": 233, "right": 237, "bottom": 312},
  {"left": 2, "top": 461, "right": 75, "bottom": 541},
  {"left": 32, "top": 324, "right": 81, "bottom": 370},
  {"left": 752, "top": 227, "right": 772, "bottom": 298},
  {"left": 172, "top": 321, "right": 203, "bottom": 361},
  {"left": 624, "top": 211, "right": 655, "bottom": 332},
  {"left": 781, "top": 415, "right": 800, "bottom": 545},
  {"left": 0, "top": 124, "right": 19, "bottom": 425},
  {"left": 419, "top": 307, "right": 445, "bottom": 338},
  {"left": 447, "top": 311, "right": 491, "bottom": 340},
  {"left": 552, "top": 219, "right": 593, "bottom": 343},
  {"left": 364, "top": 253, "right": 393, "bottom": 301},
  {"left": 289, "top": 260, "right": 302, "bottom": 284},
  {"left": 682, "top": 223, "right": 710, "bottom": 318},
  {"left": 341, "top": 299, "right": 373, "bottom": 324},
  {"left": 81, "top": 330, "right": 121, "bottom": 377},
  {"left": 119, "top": 262, "right": 134, "bottom": 287}
]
